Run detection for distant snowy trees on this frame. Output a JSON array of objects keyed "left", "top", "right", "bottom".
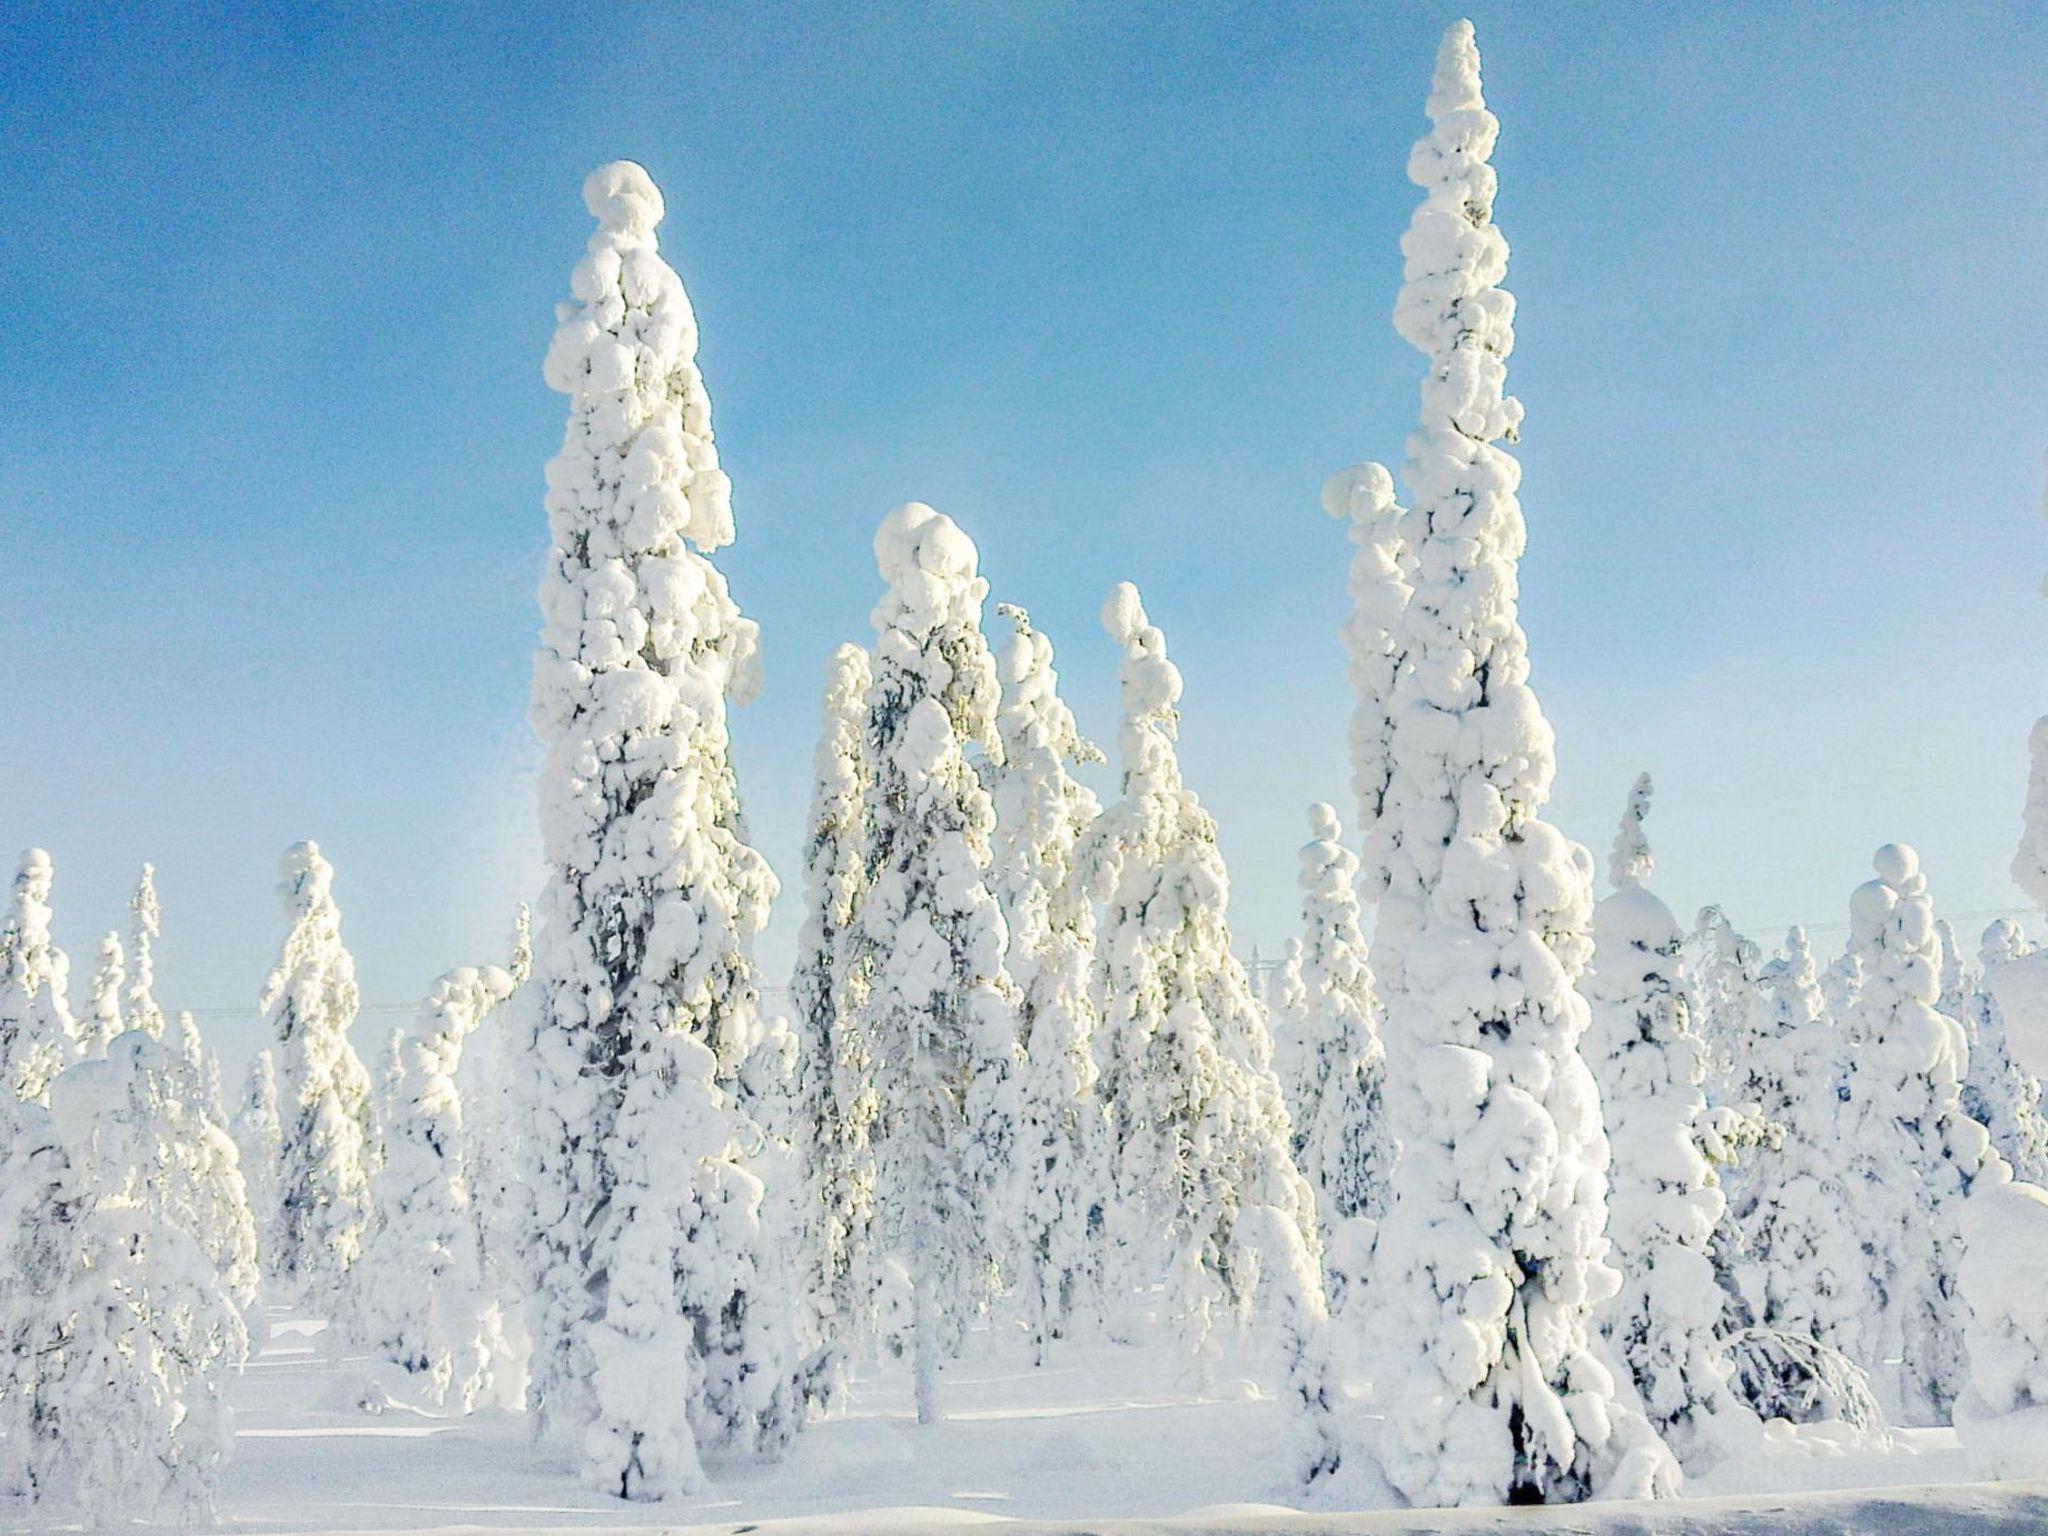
[
  {"left": 261, "top": 840, "right": 375, "bottom": 1329},
  {"left": 1583, "top": 777, "right": 1757, "bottom": 1470},
  {"left": 234, "top": 1048, "right": 284, "bottom": 1247},
  {"left": 1836, "top": 844, "right": 2008, "bottom": 1424},
  {"left": 523, "top": 159, "right": 795, "bottom": 1498},
  {"left": 1, "top": 850, "right": 77, "bottom": 1113},
  {"left": 1079, "top": 583, "right": 1315, "bottom": 1366},
  {"left": 851, "top": 501, "right": 1020, "bottom": 1425},
  {"left": 1336, "top": 21, "right": 1676, "bottom": 1506},
  {"left": 990, "top": 603, "right": 1107, "bottom": 1361}
]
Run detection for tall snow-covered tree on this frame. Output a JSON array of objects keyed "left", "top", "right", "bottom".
[
  {"left": 1078, "top": 582, "right": 1317, "bottom": 1366},
  {"left": 260, "top": 840, "right": 375, "bottom": 1327},
  {"left": 83, "top": 931, "right": 125, "bottom": 1057},
  {"left": 990, "top": 603, "right": 1107, "bottom": 1361},
  {"left": 1278, "top": 802, "right": 1393, "bottom": 1242},
  {"left": 851, "top": 501, "right": 1020, "bottom": 1426},
  {"left": 1964, "top": 920, "right": 2048, "bottom": 1183},
  {"left": 1340, "top": 23, "right": 1675, "bottom": 1505},
  {"left": 522, "top": 160, "right": 795, "bottom": 1498},
  {"left": 787, "top": 641, "right": 877, "bottom": 1402},
  {"left": 1837, "top": 843, "right": 2009, "bottom": 1423},
  {"left": 0, "top": 849, "right": 77, "bottom": 1115},
  {"left": 126, "top": 863, "right": 167, "bottom": 1039},
  {"left": 1321, "top": 459, "right": 1409, "bottom": 871},
  {"left": 234, "top": 1048, "right": 284, "bottom": 1251},
  {"left": 1583, "top": 777, "right": 1758, "bottom": 1470},
  {"left": 358, "top": 966, "right": 520, "bottom": 1411}
]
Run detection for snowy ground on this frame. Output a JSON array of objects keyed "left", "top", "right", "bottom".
[{"left": 4, "top": 1310, "right": 2045, "bottom": 1535}]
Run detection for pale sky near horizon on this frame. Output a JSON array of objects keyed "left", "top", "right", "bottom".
[{"left": 4, "top": 2, "right": 2046, "bottom": 1068}]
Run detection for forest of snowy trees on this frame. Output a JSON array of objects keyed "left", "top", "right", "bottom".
[{"left": 5, "top": 18, "right": 2048, "bottom": 1528}]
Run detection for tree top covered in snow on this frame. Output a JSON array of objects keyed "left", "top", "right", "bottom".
[{"left": 1609, "top": 771, "right": 1654, "bottom": 891}]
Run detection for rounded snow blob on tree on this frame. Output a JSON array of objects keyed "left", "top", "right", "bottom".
[
  {"left": 1340, "top": 22, "right": 1677, "bottom": 1505},
  {"left": 522, "top": 159, "right": 796, "bottom": 1498}
]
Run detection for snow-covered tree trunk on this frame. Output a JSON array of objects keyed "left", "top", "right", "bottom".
[
  {"left": 1283, "top": 802, "right": 1394, "bottom": 1244},
  {"left": 522, "top": 161, "right": 796, "bottom": 1498},
  {"left": 1345, "top": 23, "right": 1676, "bottom": 1505},
  {"left": 1584, "top": 777, "right": 1759, "bottom": 1471},
  {"left": 0, "top": 850, "right": 78, "bottom": 1118},
  {"left": 991, "top": 603, "right": 1107, "bottom": 1362},
  {"left": 1079, "top": 583, "right": 1317, "bottom": 1371},
  {"left": 787, "top": 641, "right": 877, "bottom": 1404},
  {"left": 260, "top": 840, "right": 375, "bottom": 1333},
  {"left": 1837, "top": 844, "right": 2009, "bottom": 1424},
  {"left": 851, "top": 501, "right": 1020, "bottom": 1426},
  {"left": 358, "top": 966, "right": 518, "bottom": 1410}
]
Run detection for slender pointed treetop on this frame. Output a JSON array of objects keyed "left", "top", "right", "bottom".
[{"left": 1610, "top": 772, "right": 1655, "bottom": 891}]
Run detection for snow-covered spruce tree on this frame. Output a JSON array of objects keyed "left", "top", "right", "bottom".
[
  {"left": 83, "top": 931, "right": 125, "bottom": 1057},
  {"left": 0, "top": 849, "right": 77, "bottom": 1114},
  {"left": 1321, "top": 459, "right": 1409, "bottom": 877},
  {"left": 459, "top": 908, "right": 537, "bottom": 1402},
  {"left": 358, "top": 966, "right": 519, "bottom": 1410},
  {"left": 1078, "top": 582, "right": 1317, "bottom": 1367},
  {"left": 851, "top": 501, "right": 1020, "bottom": 1426},
  {"left": 1238, "top": 1203, "right": 1344, "bottom": 1485},
  {"left": 1284, "top": 802, "right": 1394, "bottom": 1242},
  {"left": 127, "top": 862, "right": 167, "bottom": 1039},
  {"left": 260, "top": 839, "right": 376, "bottom": 1326},
  {"left": 1686, "top": 908, "right": 1769, "bottom": 1115},
  {"left": 786, "top": 641, "right": 876, "bottom": 1403},
  {"left": 990, "top": 603, "right": 1108, "bottom": 1362},
  {"left": 37, "top": 1032, "right": 247, "bottom": 1524},
  {"left": 1583, "top": 777, "right": 1758, "bottom": 1471},
  {"left": 1836, "top": 844, "right": 2009, "bottom": 1424},
  {"left": 523, "top": 160, "right": 795, "bottom": 1497},
  {"left": 234, "top": 1047, "right": 284, "bottom": 1248},
  {"left": 1956, "top": 1179, "right": 2048, "bottom": 1474},
  {"left": 1965, "top": 920, "right": 2048, "bottom": 1183},
  {"left": 1345, "top": 24, "right": 1676, "bottom": 1505}
]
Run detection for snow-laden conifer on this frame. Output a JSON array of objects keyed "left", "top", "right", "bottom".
[
  {"left": 0, "top": 850, "right": 77, "bottom": 1114},
  {"left": 27, "top": 1033, "right": 247, "bottom": 1524},
  {"left": 83, "top": 931, "right": 125, "bottom": 1057},
  {"left": 1584, "top": 777, "right": 1758, "bottom": 1470},
  {"left": 1956, "top": 1178, "right": 2048, "bottom": 1474},
  {"left": 991, "top": 603, "right": 1107, "bottom": 1361},
  {"left": 1963, "top": 921, "right": 2048, "bottom": 1184},
  {"left": 1837, "top": 844, "right": 2009, "bottom": 1424},
  {"left": 523, "top": 160, "right": 795, "bottom": 1496},
  {"left": 358, "top": 966, "right": 520, "bottom": 1411},
  {"left": 787, "top": 642, "right": 877, "bottom": 1401},
  {"left": 1280, "top": 802, "right": 1393, "bottom": 1242},
  {"left": 851, "top": 501, "right": 1021, "bottom": 1425},
  {"left": 1078, "top": 582, "right": 1316, "bottom": 1363},
  {"left": 1322, "top": 460, "right": 1409, "bottom": 880},
  {"left": 234, "top": 1047, "right": 284, "bottom": 1249},
  {"left": 1347, "top": 24, "right": 1676, "bottom": 1504},
  {"left": 261, "top": 840, "right": 375, "bottom": 1324},
  {"left": 127, "top": 863, "right": 166, "bottom": 1039},
  {"left": 1735, "top": 927, "right": 1865, "bottom": 1368}
]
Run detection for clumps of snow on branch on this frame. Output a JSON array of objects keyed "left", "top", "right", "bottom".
[
  {"left": 1836, "top": 844, "right": 2009, "bottom": 1425},
  {"left": 233, "top": 1048, "right": 284, "bottom": 1251},
  {"left": 1078, "top": 581, "right": 1317, "bottom": 1373},
  {"left": 260, "top": 840, "right": 375, "bottom": 1328},
  {"left": 787, "top": 641, "right": 878, "bottom": 1405},
  {"left": 1956, "top": 1178, "right": 2048, "bottom": 1476},
  {"left": 1349, "top": 21, "right": 1676, "bottom": 1506},
  {"left": 851, "top": 501, "right": 1020, "bottom": 1426},
  {"left": 1584, "top": 778, "right": 1759, "bottom": 1471},
  {"left": 991, "top": 603, "right": 1107, "bottom": 1363},
  {"left": 1961, "top": 922, "right": 2048, "bottom": 1183},
  {"left": 127, "top": 863, "right": 166, "bottom": 1039},
  {"left": 83, "top": 931, "right": 124, "bottom": 1057},
  {"left": 1322, "top": 460, "right": 1409, "bottom": 881},
  {"left": 524, "top": 159, "right": 795, "bottom": 1498}
]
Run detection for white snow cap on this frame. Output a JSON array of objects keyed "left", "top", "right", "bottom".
[
  {"left": 1101, "top": 581, "right": 1148, "bottom": 649},
  {"left": 1609, "top": 772, "right": 1654, "bottom": 890},
  {"left": 1320, "top": 461, "right": 1396, "bottom": 524},
  {"left": 583, "top": 160, "right": 665, "bottom": 235}
]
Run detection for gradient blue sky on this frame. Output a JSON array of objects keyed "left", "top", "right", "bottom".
[{"left": 4, "top": 2, "right": 2046, "bottom": 1063}]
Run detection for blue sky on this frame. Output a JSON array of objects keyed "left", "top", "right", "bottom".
[{"left": 4, "top": 2, "right": 2046, "bottom": 1063}]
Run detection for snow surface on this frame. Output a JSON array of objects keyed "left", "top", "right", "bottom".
[{"left": 9, "top": 1307, "right": 2043, "bottom": 1535}]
